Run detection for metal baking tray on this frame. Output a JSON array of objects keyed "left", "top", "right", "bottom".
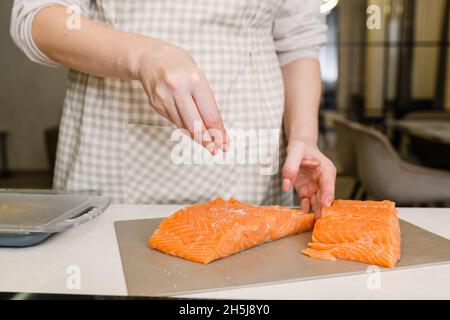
[{"left": 0, "top": 189, "right": 110, "bottom": 247}]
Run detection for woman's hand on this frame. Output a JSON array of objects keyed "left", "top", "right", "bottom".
[
  {"left": 282, "top": 139, "right": 336, "bottom": 216},
  {"left": 31, "top": 6, "right": 227, "bottom": 154},
  {"left": 134, "top": 41, "right": 227, "bottom": 154}
]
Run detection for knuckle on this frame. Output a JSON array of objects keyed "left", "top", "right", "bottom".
[
  {"left": 165, "top": 78, "right": 179, "bottom": 91},
  {"left": 326, "top": 161, "right": 337, "bottom": 175},
  {"left": 154, "top": 83, "right": 168, "bottom": 99},
  {"left": 327, "top": 159, "right": 336, "bottom": 171},
  {"left": 189, "top": 70, "right": 202, "bottom": 84},
  {"left": 165, "top": 70, "right": 203, "bottom": 91},
  {"left": 331, "top": 164, "right": 337, "bottom": 174},
  {"left": 165, "top": 74, "right": 183, "bottom": 92},
  {"left": 208, "top": 127, "right": 223, "bottom": 140},
  {"left": 282, "top": 165, "right": 295, "bottom": 177}
]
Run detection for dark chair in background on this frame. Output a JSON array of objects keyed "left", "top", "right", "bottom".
[
  {"left": 407, "top": 135, "right": 450, "bottom": 170},
  {"left": 401, "top": 111, "right": 450, "bottom": 170},
  {"left": 332, "top": 115, "right": 362, "bottom": 199}
]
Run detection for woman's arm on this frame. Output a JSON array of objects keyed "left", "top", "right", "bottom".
[
  {"left": 282, "top": 58, "right": 321, "bottom": 146},
  {"left": 32, "top": 5, "right": 155, "bottom": 80},
  {"left": 281, "top": 58, "right": 336, "bottom": 214},
  {"left": 272, "top": 0, "right": 333, "bottom": 214},
  {"left": 30, "top": 5, "right": 227, "bottom": 153}
]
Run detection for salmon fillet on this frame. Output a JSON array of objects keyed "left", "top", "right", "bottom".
[
  {"left": 149, "top": 197, "right": 315, "bottom": 264},
  {"left": 302, "top": 200, "right": 401, "bottom": 268}
]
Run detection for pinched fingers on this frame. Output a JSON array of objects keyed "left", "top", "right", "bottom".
[
  {"left": 174, "top": 93, "right": 216, "bottom": 154},
  {"left": 192, "top": 81, "right": 228, "bottom": 151}
]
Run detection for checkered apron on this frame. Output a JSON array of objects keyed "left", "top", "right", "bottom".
[{"left": 53, "top": 0, "right": 294, "bottom": 205}]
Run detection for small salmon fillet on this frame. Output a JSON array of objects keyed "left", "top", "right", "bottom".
[
  {"left": 149, "top": 197, "right": 315, "bottom": 264},
  {"left": 302, "top": 200, "right": 401, "bottom": 268}
]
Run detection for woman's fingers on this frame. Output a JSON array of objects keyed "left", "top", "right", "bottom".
[
  {"left": 162, "top": 97, "right": 185, "bottom": 130},
  {"left": 174, "top": 93, "right": 216, "bottom": 154},
  {"left": 139, "top": 42, "right": 229, "bottom": 154},
  {"left": 300, "top": 197, "right": 311, "bottom": 213},
  {"left": 192, "top": 82, "right": 228, "bottom": 151},
  {"left": 318, "top": 157, "right": 337, "bottom": 207},
  {"left": 306, "top": 147, "right": 336, "bottom": 208},
  {"left": 311, "top": 193, "right": 322, "bottom": 217},
  {"left": 282, "top": 141, "right": 322, "bottom": 191},
  {"left": 282, "top": 143, "right": 306, "bottom": 191},
  {"left": 283, "top": 139, "right": 336, "bottom": 210},
  {"left": 149, "top": 99, "right": 172, "bottom": 122}
]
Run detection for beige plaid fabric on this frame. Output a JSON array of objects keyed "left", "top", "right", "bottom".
[{"left": 11, "top": 0, "right": 326, "bottom": 204}]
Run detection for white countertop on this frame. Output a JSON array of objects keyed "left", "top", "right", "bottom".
[{"left": 0, "top": 205, "right": 449, "bottom": 299}]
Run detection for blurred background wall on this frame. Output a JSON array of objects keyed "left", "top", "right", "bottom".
[
  {"left": 329, "top": 0, "right": 450, "bottom": 117},
  {"left": 0, "top": 0, "right": 66, "bottom": 172}
]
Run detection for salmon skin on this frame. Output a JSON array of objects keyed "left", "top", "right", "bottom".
[
  {"left": 302, "top": 200, "right": 401, "bottom": 268},
  {"left": 149, "top": 197, "right": 315, "bottom": 264}
]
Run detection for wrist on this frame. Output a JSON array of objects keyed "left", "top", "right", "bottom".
[
  {"left": 284, "top": 119, "right": 319, "bottom": 149},
  {"left": 124, "top": 35, "right": 164, "bottom": 81},
  {"left": 288, "top": 135, "right": 318, "bottom": 149}
]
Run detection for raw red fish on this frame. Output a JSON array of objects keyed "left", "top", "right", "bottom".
[
  {"left": 302, "top": 200, "right": 401, "bottom": 268},
  {"left": 149, "top": 197, "right": 315, "bottom": 264}
]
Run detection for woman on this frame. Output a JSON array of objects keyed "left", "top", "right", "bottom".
[{"left": 11, "top": 0, "right": 336, "bottom": 213}]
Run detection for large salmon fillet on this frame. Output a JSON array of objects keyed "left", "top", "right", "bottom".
[
  {"left": 302, "top": 200, "right": 401, "bottom": 268},
  {"left": 149, "top": 197, "right": 315, "bottom": 264}
]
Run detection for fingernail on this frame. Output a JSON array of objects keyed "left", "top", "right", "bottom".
[
  {"left": 207, "top": 144, "right": 216, "bottom": 155},
  {"left": 213, "top": 139, "right": 221, "bottom": 149},
  {"left": 322, "top": 197, "right": 332, "bottom": 207},
  {"left": 282, "top": 178, "right": 292, "bottom": 191}
]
